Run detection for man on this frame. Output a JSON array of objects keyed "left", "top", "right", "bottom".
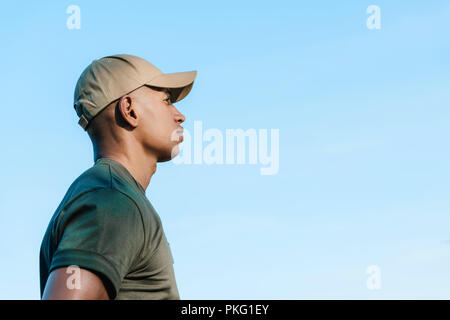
[{"left": 39, "top": 54, "right": 197, "bottom": 300}]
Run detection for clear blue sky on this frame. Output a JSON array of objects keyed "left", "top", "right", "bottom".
[{"left": 0, "top": 0, "right": 449, "bottom": 299}]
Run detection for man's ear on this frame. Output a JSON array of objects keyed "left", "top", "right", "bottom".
[{"left": 117, "top": 96, "right": 138, "bottom": 128}]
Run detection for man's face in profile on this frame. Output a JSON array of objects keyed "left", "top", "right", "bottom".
[{"left": 132, "top": 86, "right": 185, "bottom": 162}]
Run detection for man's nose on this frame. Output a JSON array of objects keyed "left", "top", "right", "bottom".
[{"left": 174, "top": 109, "right": 185, "bottom": 124}]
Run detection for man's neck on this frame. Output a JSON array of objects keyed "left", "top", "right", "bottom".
[{"left": 95, "top": 149, "right": 157, "bottom": 192}]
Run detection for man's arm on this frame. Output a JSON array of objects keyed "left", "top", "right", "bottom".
[
  {"left": 42, "top": 188, "right": 145, "bottom": 300},
  {"left": 42, "top": 267, "right": 110, "bottom": 300}
]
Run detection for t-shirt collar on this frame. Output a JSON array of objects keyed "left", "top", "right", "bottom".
[{"left": 96, "top": 157, "right": 147, "bottom": 196}]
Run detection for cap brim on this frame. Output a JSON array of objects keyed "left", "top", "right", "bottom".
[{"left": 146, "top": 70, "right": 197, "bottom": 103}]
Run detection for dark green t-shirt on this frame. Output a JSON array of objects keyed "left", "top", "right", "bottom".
[{"left": 39, "top": 158, "right": 180, "bottom": 300}]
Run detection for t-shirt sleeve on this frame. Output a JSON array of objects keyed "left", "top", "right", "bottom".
[{"left": 50, "top": 188, "right": 144, "bottom": 299}]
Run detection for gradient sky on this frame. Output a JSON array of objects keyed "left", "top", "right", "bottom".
[{"left": 0, "top": 0, "right": 449, "bottom": 299}]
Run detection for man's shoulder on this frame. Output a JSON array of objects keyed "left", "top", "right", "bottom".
[
  {"left": 64, "top": 161, "right": 143, "bottom": 204},
  {"left": 72, "top": 187, "right": 139, "bottom": 211},
  {"left": 63, "top": 161, "right": 113, "bottom": 201},
  {"left": 49, "top": 161, "right": 160, "bottom": 240},
  {"left": 53, "top": 162, "right": 143, "bottom": 220}
]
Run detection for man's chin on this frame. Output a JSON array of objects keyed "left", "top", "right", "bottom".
[
  {"left": 170, "top": 144, "right": 180, "bottom": 159},
  {"left": 156, "top": 145, "right": 180, "bottom": 163}
]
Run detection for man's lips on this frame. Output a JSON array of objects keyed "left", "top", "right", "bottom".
[{"left": 176, "top": 127, "right": 184, "bottom": 141}]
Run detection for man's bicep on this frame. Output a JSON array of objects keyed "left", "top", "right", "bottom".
[{"left": 42, "top": 267, "right": 110, "bottom": 300}]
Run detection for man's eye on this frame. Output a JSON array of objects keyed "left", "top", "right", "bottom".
[{"left": 164, "top": 98, "right": 172, "bottom": 105}]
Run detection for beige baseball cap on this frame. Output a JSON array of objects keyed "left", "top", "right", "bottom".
[{"left": 73, "top": 54, "right": 197, "bottom": 130}]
